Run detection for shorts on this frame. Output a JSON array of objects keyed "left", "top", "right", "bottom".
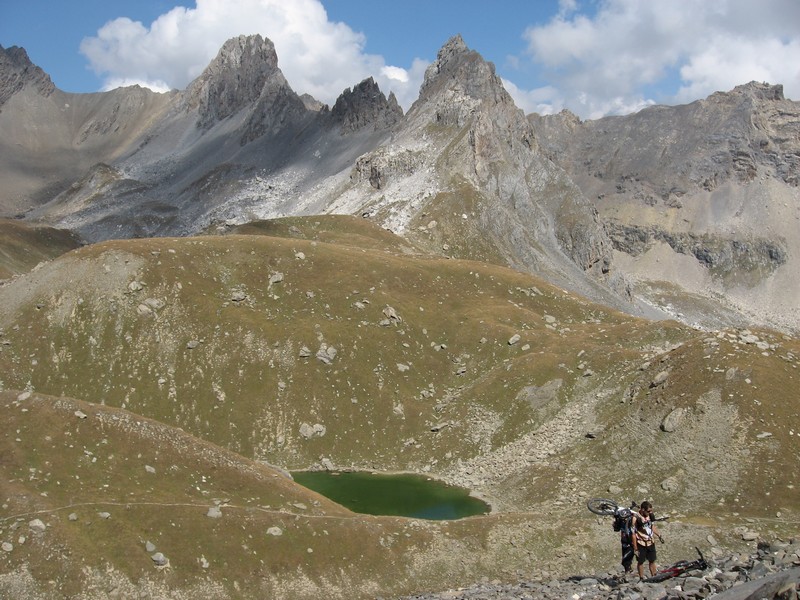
[{"left": 636, "top": 544, "right": 657, "bottom": 564}]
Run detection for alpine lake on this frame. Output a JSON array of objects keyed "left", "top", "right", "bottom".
[{"left": 291, "top": 471, "right": 490, "bottom": 520}]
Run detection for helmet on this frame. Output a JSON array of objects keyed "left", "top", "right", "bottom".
[{"left": 616, "top": 507, "right": 632, "bottom": 519}]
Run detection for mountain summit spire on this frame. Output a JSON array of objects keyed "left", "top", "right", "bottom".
[
  {"left": 0, "top": 44, "right": 55, "bottom": 109},
  {"left": 415, "top": 34, "right": 510, "bottom": 115},
  {"left": 330, "top": 77, "right": 403, "bottom": 132},
  {"left": 184, "top": 34, "right": 289, "bottom": 128}
]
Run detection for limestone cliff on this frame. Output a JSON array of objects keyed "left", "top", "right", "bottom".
[{"left": 531, "top": 81, "right": 800, "bottom": 332}]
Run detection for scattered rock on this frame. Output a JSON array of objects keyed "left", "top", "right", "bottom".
[
  {"left": 98, "top": 512, "right": 111, "bottom": 520},
  {"left": 151, "top": 552, "right": 169, "bottom": 567},
  {"left": 145, "top": 465, "right": 156, "bottom": 474},
  {"left": 660, "top": 477, "right": 679, "bottom": 492},
  {"left": 2, "top": 542, "right": 13, "bottom": 552},
  {"left": 316, "top": 344, "right": 337, "bottom": 364},
  {"left": 145, "top": 541, "right": 156, "bottom": 553},
  {"left": 206, "top": 506, "right": 222, "bottom": 519},
  {"left": 230, "top": 290, "right": 248, "bottom": 302},
  {"left": 28, "top": 519, "right": 46, "bottom": 533},
  {"left": 74, "top": 410, "right": 87, "bottom": 419},
  {"left": 508, "top": 334, "right": 521, "bottom": 345},
  {"left": 395, "top": 539, "right": 800, "bottom": 600},
  {"left": 650, "top": 370, "right": 670, "bottom": 387},
  {"left": 383, "top": 305, "right": 402, "bottom": 323},
  {"left": 266, "top": 527, "right": 283, "bottom": 537},
  {"left": 299, "top": 422, "right": 326, "bottom": 439},
  {"left": 143, "top": 298, "right": 165, "bottom": 310},
  {"left": 68, "top": 513, "right": 78, "bottom": 522},
  {"left": 186, "top": 340, "right": 200, "bottom": 349},
  {"left": 661, "top": 407, "right": 686, "bottom": 432}
]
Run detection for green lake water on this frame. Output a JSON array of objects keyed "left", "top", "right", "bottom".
[{"left": 291, "top": 471, "right": 490, "bottom": 520}]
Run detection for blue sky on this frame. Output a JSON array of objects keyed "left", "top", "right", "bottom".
[{"left": 1, "top": 0, "right": 798, "bottom": 119}]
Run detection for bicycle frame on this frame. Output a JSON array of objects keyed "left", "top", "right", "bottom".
[{"left": 644, "top": 547, "right": 708, "bottom": 583}]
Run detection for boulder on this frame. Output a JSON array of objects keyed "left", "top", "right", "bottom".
[{"left": 661, "top": 407, "right": 686, "bottom": 432}]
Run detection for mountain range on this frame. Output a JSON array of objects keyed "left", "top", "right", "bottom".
[
  {"left": 3, "top": 34, "right": 799, "bottom": 334},
  {"left": 0, "top": 34, "right": 798, "bottom": 598}
]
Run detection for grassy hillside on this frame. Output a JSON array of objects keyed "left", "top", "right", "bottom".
[
  {"left": 0, "top": 215, "right": 798, "bottom": 597},
  {"left": 0, "top": 219, "right": 82, "bottom": 280}
]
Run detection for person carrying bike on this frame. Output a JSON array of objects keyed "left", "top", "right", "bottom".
[
  {"left": 612, "top": 506, "right": 635, "bottom": 578},
  {"left": 632, "top": 501, "right": 663, "bottom": 578}
]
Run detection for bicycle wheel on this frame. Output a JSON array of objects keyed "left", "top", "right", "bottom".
[{"left": 587, "top": 497, "right": 619, "bottom": 515}]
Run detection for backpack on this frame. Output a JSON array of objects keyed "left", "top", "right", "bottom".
[{"left": 613, "top": 507, "right": 633, "bottom": 534}]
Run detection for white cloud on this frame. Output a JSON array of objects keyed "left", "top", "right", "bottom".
[
  {"left": 501, "top": 78, "right": 564, "bottom": 116},
  {"left": 79, "top": 0, "right": 426, "bottom": 111},
  {"left": 518, "top": 0, "right": 800, "bottom": 118},
  {"left": 675, "top": 36, "right": 800, "bottom": 104},
  {"left": 381, "top": 66, "right": 409, "bottom": 83}
]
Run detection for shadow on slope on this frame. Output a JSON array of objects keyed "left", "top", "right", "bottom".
[{"left": 0, "top": 219, "right": 82, "bottom": 280}]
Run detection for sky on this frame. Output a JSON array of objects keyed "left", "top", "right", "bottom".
[{"left": 1, "top": 0, "right": 799, "bottom": 120}]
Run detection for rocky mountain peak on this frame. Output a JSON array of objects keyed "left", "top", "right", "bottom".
[
  {"left": 183, "top": 34, "right": 292, "bottom": 129},
  {"left": 329, "top": 76, "right": 403, "bottom": 133},
  {"left": 413, "top": 35, "right": 514, "bottom": 125},
  {"left": 0, "top": 44, "right": 55, "bottom": 109},
  {"left": 728, "top": 81, "right": 785, "bottom": 102}
]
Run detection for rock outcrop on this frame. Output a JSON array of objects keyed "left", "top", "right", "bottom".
[
  {"left": 399, "top": 541, "right": 800, "bottom": 600},
  {"left": 0, "top": 45, "right": 55, "bottom": 109},
  {"left": 339, "top": 35, "right": 614, "bottom": 301},
  {"left": 183, "top": 34, "right": 308, "bottom": 139},
  {"left": 329, "top": 77, "right": 403, "bottom": 133},
  {"left": 531, "top": 80, "right": 800, "bottom": 333}
]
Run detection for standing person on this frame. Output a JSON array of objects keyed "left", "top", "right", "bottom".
[
  {"left": 613, "top": 506, "right": 634, "bottom": 579},
  {"left": 631, "top": 501, "right": 663, "bottom": 579}
]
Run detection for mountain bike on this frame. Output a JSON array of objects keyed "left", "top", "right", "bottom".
[
  {"left": 587, "top": 497, "right": 626, "bottom": 516},
  {"left": 644, "top": 547, "right": 708, "bottom": 582},
  {"left": 587, "top": 497, "right": 670, "bottom": 523}
]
